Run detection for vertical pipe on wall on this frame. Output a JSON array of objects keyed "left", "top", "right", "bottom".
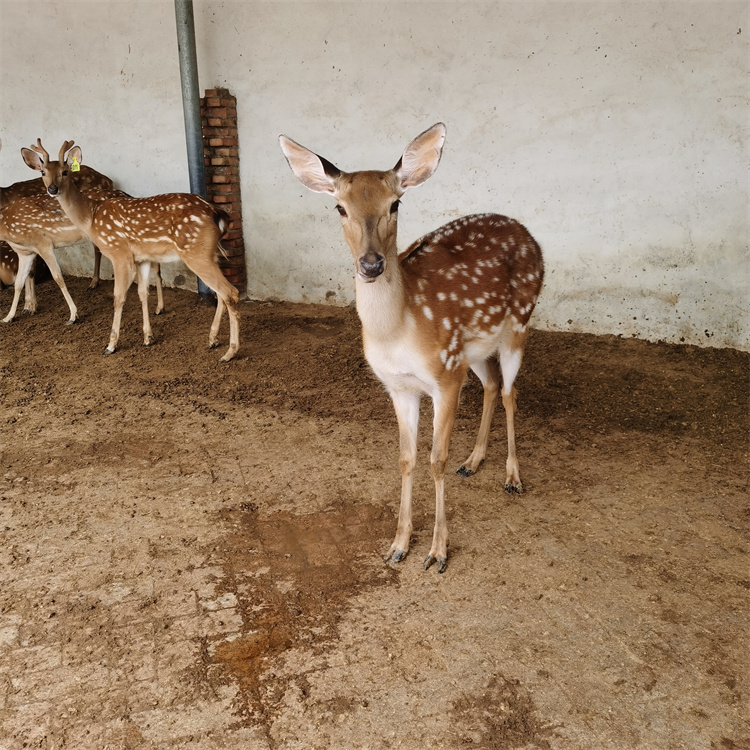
[{"left": 174, "top": 0, "right": 212, "bottom": 298}]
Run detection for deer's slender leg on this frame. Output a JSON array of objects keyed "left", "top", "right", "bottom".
[
  {"left": 105, "top": 256, "right": 136, "bottom": 355},
  {"left": 457, "top": 357, "right": 501, "bottom": 477},
  {"left": 22, "top": 275, "right": 37, "bottom": 315},
  {"left": 136, "top": 261, "right": 154, "bottom": 345},
  {"left": 208, "top": 295, "right": 225, "bottom": 350},
  {"left": 385, "top": 389, "right": 421, "bottom": 565},
  {"left": 153, "top": 264, "right": 164, "bottom": 315},
  {"left": 2, "top": 249, "right": 36, "bottom": 323},
  {"left": 187, "top": 255, "right": 240, "bottom": 362},
  {"left": 498, "top": 327, "right": 528, "bottom": 493},
  {"left": 425, "top": 376, "right": 464, "bottom": 573},
  {"left": 23, "top": 257, "right": 37, "bottom": 314},
  {"left": 34, "top": 241, "right": 78, "bottom": 324},
  {"left": 88, "top": 245, "right": 102, "bottom": 289}
]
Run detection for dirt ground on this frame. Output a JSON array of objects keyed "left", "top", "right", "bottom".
[{"left": 1, "top": 276, "right": 748, "bottom": 750}]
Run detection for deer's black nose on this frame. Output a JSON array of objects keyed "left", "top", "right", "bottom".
[
  {"left": 47, "top": 185, "right": 58, "bottom": 196},
  {"left": 358, "top": 255, "right": 384, "bottom": 280}
]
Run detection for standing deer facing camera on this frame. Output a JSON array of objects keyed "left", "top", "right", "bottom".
[
  {"left": 23, "top": 140, "right": 240, "bottom": 361},
  {"left": 280, "top": 123, "right": 544, "bottom": 572}
]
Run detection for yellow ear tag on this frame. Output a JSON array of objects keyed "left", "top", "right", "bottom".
[{"left": 71, "top": 156, "right": 80, "bottom": 172}]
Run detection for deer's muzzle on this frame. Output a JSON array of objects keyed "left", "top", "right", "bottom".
[{"left": 357, "top": 253, "right": 385, "bottom": 281}]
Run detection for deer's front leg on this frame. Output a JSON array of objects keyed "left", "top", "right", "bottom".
[
  {"left": 425, "top": 378, "right": 463, "bottom": 573},
  {"left": 105, "top": 256, "right": 135, "bottom": 355},
  {"left": 36, "top": 242, "right": 78, "bottom": 324},
  {"left": 385, "top": 389, "right": 420, "bottom": 566}
]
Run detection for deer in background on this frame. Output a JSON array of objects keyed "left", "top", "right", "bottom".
[
  {"left": 24, "top": 140, "right": 240, "bottom": 361},
  {"left": 280, "top": 123, "right": 544, "bottom": 572},
  {"left": 2, "top": 162, "right": 120, "bottom": 292},
  {"left": 0, "top": 186, "right": 119, "bottom": 324},
  {"left": 0, "top": 159, "right": 162, "bottom": 324}
]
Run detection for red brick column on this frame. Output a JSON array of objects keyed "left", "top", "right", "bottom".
[{"left": 200, "top": 88, "right": 247, "bottom": 293}]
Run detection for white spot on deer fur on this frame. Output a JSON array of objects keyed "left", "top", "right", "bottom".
[
  {"left": 437, "top": 292, "right": 446, "bottom": 301},
  {"left": 440, "top": 349, "right": 448, "bottom": 363},
  {"left": 423, "top": 306, "right": 433, "bottom": 320},
  {"left": 442, "top": 317, "right": 451, "bottom": 330}
]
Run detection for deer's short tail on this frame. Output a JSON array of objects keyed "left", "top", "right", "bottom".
[
  {"left": 214, "top": 209, "right": 231, "bottom": 237},
  {"left": 214, "top": 209, "right": 231, "bottom": 259}
]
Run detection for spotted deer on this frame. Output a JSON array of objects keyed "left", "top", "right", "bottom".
[
  {"left": 23, "top": 140, "right": 240, "bottom": 361},
  {"left": 2, "top": 163, "right": 123, "bottom": 292},
  {"left": 0, "top": 186, "right": 139, "bottom": 325},
  {"left": 280, "top": 123, "right": 544, "bottom": 572}
]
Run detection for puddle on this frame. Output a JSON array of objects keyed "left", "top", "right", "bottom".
[{"left": 204, "top": 500, "right": 398, "bottom": 725}]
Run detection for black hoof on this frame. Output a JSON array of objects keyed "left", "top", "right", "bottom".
[
  {"left": 388, "top": 549, "right": 407, "bottom": 564},
  {"left": 103, "top": 348, "right": 115, "bottom": 356},
  {"left": 456, "top": 465, "right": 474, "bottom": 478},
  {"left": 423, "top": 554, "right": 448, "bottom": 573},
  {"left": 504, "top": 482, "right": 524, "bottom": 495}
]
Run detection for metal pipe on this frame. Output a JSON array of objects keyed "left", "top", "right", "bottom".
[{"left": 174, "top": 0, "right": 212, "bottom": 298}]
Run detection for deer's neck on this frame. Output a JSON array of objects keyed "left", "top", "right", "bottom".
[
  {"left": 354, "top": 256, "right": 408, "bottom": 341},
  {"left": 56, "top": 181, "right": 96, "bottom": 236}
]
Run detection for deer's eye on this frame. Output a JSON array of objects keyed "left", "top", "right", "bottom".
[
  {"left": 390, "top": 200, "right": 400, "bottom": 214},
  {"left": 40, "top": 170, "right": 45, "bottom": 176},
  {"left": 62, "top": 170, "right": 68, "bottom": 176},
  {"left": 336, "top": 205, "right": 347, "bottom": 217}
]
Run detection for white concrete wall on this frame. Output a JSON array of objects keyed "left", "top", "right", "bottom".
[{"left": 1, "top": 1, "right": 747, "bottom": 349}]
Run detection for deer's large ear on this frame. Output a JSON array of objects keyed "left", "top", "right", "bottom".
[
  {"left": 279, "top": 135, "right": 341, "bottom": 195},
  {"left": 65, "top": 145, "right": 83, "bottom": 166},
  {"left": 395, "top": 122, "right": 447, "bottom": 190},
  {"left": 21, "top": 147, "right": 44, "bottom": 171}
]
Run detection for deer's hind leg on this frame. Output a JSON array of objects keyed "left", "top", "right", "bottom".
[
  {"left": 88, "top": 246, "right": 102, "bottom": 290},
  {"left": 2, "top": 249, "right": 36, "bottom": 323},
  {"left": 136, "top": 261, "right": 154, "bottom": 346},
  {"left": 498, "top": 326, "right": 529, "bottom": 493},
  {"left": 188, "top": 255, "right": 240, "bottom": 362},
  {"left": 153, "top": 264, "right": 164, "bottom": 315},
  {"left": 457, "top": 357, "right": 500, "bottom": 477}
]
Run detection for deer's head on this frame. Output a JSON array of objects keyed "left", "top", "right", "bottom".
[
  {"left": 280, "top": 123, "right": 446, "bottom": 283},
  {"left": 21, "top": 139, "right": 81, "bottom": 198}
]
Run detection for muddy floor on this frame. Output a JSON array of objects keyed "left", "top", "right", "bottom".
[{"left": 0, "top": 276, "right": 748, "bottom": 750}]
